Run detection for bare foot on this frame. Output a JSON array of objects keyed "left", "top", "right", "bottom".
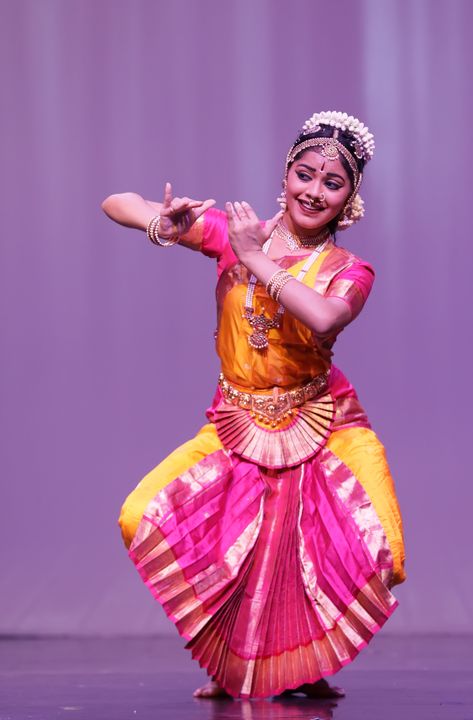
[
  {"left": 193, "top": 679, "right": 232, "bottom": 699},
  {"left": 276, "top": 678, "right": 345, "bottom": 698}
]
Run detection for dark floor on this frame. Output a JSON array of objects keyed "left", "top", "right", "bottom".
[{"left": 0, "top": 634, "right": 472, "bottom": 720}]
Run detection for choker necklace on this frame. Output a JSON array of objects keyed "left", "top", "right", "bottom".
[{"left": 275, "top": 220, "right": 330, "bottom": 252}]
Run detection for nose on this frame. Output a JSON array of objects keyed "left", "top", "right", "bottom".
[{"left": 305, "top": 180, "right": 326, "bottom": 205}]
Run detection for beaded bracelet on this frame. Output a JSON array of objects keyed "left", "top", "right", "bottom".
[
  {"left": 265, "top": 269, "right": 286, "bottom": 297},
  {"left": 273, "top": 273, "right": 294, "bottom": 302},
  {"left": 146, "top": 215, "right": 179, "bottom": 247},
  {"left": 266, "top": 269, "right": 294, "bottom": 301}
]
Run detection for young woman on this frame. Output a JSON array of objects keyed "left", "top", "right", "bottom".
[{"left": 102, "top": 111, "right": 406, "bottom": 700}]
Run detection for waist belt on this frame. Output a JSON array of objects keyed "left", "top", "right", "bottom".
[
  {"left": 218, "top": 370, "right": 330, "bottom": 425},
  {"left": 215, "top": 371, "right": 334, "bottom": 468}
]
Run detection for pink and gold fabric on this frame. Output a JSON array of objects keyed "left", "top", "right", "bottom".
[
  {"left": 121, "top": 207, "right": 406, "bottom": 698},
  {"left": 129, "top": 441, "right": 399, "bottom": 698}
]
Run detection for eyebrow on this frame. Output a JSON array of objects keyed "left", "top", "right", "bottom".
[{"left": 297, "top": 162, "right": 346, "bottom": 182}]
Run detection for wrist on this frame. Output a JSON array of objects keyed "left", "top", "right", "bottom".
[
  {"left": 239, "top": 248, "right": 263, "bottom": 266},
  {"left": 146, "top": 215, "right": 178, "bottom": 247}
]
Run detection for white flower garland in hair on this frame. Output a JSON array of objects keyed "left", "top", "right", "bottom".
[
  {"left": 301, "top": 111, "right": 375, "bottom": 162},
  {"left": 337, "top": 193, "right": 365, "bottom": 231}
]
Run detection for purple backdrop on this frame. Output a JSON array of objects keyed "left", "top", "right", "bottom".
[{"left": 1, "top": 0, "right": 472, "bottom": 635}]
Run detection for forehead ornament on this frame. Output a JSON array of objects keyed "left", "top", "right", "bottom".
[
  {"left": 318, "top": 140, "right": 339, "bottom": 161},
  {"left": 286, "top": 137, "right": 362, "bottom": 195},
  {"left": 301, "top": 111, "right": 375, "bottom": 161}
]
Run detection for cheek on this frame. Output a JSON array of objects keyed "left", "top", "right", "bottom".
[
  {"left": 287, "top": 187, "right": 301, "bottom": 201},
  {"left": 329, "top": 190, "right": 351, "bottom": 212},
  {"left": 286, "top": 177, "right": 301, "bottom": 196},
  {"left": 332, "top": 197, "right": 347, "bottom": 213}
]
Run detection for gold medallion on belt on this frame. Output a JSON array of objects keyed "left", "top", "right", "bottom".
[
  {"left": 214, "top": 370, "right": 334, "bottom": 469},
  {"left": 218, "top": 371, "right": 330, "bottom": 426}
]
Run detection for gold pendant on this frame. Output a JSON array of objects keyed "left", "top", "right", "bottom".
[
  {"left": 248, "top": 330, "right": 269, "bottom": 350},
  {"left": 244, "top": 310, "right": 281, "bottom": 351}
]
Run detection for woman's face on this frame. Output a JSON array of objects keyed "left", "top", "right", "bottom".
[{"left": 284, "top": 149, "right": 352, "bottom": 235}]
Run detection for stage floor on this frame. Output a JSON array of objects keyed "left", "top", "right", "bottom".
[{"left": 1, "top": 634, "right": 472, "bottom": 720}]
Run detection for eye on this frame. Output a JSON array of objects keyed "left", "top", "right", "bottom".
[
  {"left": 325, "top": 181, "right": 342, "bottom": 190},
  {"left": 296, "top": 171, "right": 311, "bottom": 181}
]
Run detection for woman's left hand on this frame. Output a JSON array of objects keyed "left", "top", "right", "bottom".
[{"left": 225, "top": 201, "right": 283, "bottom": 262}]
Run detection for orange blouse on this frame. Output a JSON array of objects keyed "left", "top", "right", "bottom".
[{"left": 180, "top": 209, "right": 375, "bottom": 391}]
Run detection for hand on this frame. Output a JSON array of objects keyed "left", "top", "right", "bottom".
[
  {"left": 225, "top": 201, "right": 283, "bottom": 261},
  {"left": 159, "top": 182, "right": 216, "bottom": 238}
]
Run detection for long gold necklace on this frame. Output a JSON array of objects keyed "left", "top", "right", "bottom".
[{"left": 243, "top": 232, "right": 330, "bottom": 350}]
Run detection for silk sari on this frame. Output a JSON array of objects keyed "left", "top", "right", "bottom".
[{"left": 119, "top": 209, "right": 406, "bottom": 698}]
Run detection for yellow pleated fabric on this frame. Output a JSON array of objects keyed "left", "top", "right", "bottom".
[
  {"left": 118, "top": 423, "right": 224, "bottom": 549},
  {"left": 326, "top": 426, "right": 406, "bottom": 586},
  {"left": 118, "top": 422, "right": 406, "bottom": 587}
]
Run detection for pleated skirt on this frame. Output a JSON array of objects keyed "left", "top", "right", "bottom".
[{"left": 119, "top": 422, "right": 406, "bottom": 699}]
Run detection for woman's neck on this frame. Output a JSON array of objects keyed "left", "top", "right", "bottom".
[{"left": 282, "top": 212, "right": 328, "bottom": 240}]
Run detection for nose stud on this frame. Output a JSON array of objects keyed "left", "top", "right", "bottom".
[{"left": 309, "top": 193, "right": 325, "bottom": 207}]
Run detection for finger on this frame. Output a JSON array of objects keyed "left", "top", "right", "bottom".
[
  {"left": 233, "top": 201, "right": 244, "bottom": 221},
  {"left": 163, "top": 182, "right": 173, "bottom": 209},
  {"left": 201, "top": 198, "right": 216, "bottom": 212},
  {"left": 177, "top": 197, "right": 203, "bottom": 207},
  {"left": 235, "top": 201, "right": 252, "bottom": 220},
  {"left": 225, "top": 201, "right": 235, "bottom": 228},
  {"left": 263, "top": 209, "right": 284, "bottom": 240},
  {"left": 169, "top": 198, "right": 189, "bottom": 214},
  {"left": 240, "top": 201, "right": 258, "bottom": 222},
  {"left": 193, "top": 198, "right": 216, "bottom": 220},
  {"left": 171, "top": 198, "right": 203, "bottom": 214}
]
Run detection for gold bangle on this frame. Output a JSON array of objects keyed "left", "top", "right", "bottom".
[
  {"left": 266, "top": 269, "right": 287, "bottom": 298},
  {"left": 273, "top": 273, "right": 293, "bottom": 302},
  {"left": 266, "top": 269, "right": 293, "bottom": 301}
]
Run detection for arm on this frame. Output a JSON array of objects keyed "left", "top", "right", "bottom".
[
  {"left": 101, "top": 192, "right": 159, "bottom": 231},
  {"left": 101, "top": 182, "right": 216, "bottom": 239},
  {"left": 226, "top": 201, "right": 355, "bottom": 337},
  {"left": 243, "top": 249, "right": 351, "bottom": 336}
]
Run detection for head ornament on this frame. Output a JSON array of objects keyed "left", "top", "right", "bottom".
[
  {"left": 301, "top": 111, "right": 375, "bottom": 162},
  {"left": 280, "top": 110, "right": 375, "bottom": 231}
]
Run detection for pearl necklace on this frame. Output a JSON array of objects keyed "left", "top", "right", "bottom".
[
  {"left": 275, "top": 220, "right": 330, "bottom": 252},
  {"left": 243, "top": 231, "right": 330, "bottom": 350}
]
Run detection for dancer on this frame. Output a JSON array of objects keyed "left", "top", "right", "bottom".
[{"left": 102, "top": 110, "right": 406, "bottom": 700}]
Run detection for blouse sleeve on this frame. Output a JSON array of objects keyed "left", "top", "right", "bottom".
[
  {"left": 178, "top": 208, "right": 228, "bottom": 259},
  {"left": 324, "top": 260, "right": 375, "bottom": 320}
]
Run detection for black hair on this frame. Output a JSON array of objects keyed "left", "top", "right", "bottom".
[{"left": 287, "top": 126, "right": 366, "bottom": 238}]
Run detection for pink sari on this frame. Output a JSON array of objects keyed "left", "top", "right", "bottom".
[
  {"left": 129, "top": 428, "right": 397, "bottom": 697},
  {"left": 126, "top": 209, "right": 403, "bottom": 698}
]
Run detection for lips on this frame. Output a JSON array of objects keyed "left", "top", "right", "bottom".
[{"left": 297, "top": 199, "right": 324, "bottom": 214}]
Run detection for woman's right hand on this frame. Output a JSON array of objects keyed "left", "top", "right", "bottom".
[{"left": 158, "top": 182, "right": 216, "bottom": 238}]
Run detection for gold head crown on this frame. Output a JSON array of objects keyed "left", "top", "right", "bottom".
[{"left": 300, "top": 111, "right": 375, "bottom": 162}]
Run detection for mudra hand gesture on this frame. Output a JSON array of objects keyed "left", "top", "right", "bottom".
[
  {"left": 225, "top": 201, "right": 283, "bottom": 261},
  {"left": 159, "top": 182, "right": 216, "bottom": 238}
]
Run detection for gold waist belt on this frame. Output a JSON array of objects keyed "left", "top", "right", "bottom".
[{"left": 218, "top": 370, "right": 330, "bottom": 426}]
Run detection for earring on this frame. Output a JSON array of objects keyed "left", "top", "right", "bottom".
[
  {"left": 336, "top": 193, "right": 365, "bottom": 230},
  {"left": 276, "top": 179, "right": 287, "bottom": 211}
]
